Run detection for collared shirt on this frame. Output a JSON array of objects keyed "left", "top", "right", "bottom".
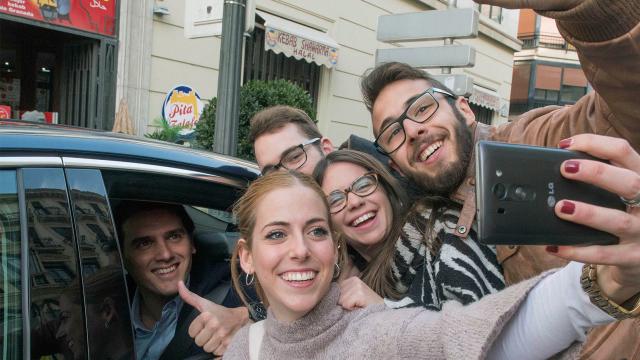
[{"left": 131, "top": 287, "right": 185, "bottom": 360}]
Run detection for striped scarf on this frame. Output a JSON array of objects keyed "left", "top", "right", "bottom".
[{"left": 388, "top": 201, "right": 506, "bottom": 309}]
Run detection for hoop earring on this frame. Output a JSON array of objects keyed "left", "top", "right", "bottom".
[
  {"left": 333, "top": 263, "right": 341, "bottom": 280},
  {"left": 245, "top": 273, "right": 255, "bottom": 286}
]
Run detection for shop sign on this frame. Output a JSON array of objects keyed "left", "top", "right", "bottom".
[
  {"left": 469, "top": 87, "right": 501, "bottom": 111},
  {"left": 0, "top": 0, "right": 117, "bottom": 37},
  {"left": 0, "top": 105, "right": 11, "bottom": 119},
  {"left": 161, "top": 85, "right": 204, "bottom": 130},
  {"left": 265, "top": 27, "right": 339, "bottom": 68}
]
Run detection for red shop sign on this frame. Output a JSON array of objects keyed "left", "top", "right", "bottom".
[{"left": 0, "top": 0, "right": 117, "bottom": 37}]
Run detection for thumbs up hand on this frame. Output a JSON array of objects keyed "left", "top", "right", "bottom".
[{"left": 178, "top": 281, "right": 250, "bottom": 356}]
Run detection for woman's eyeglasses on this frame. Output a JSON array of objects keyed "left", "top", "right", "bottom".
[{"left": 326, "top": 172, "right": 379, "bottom": 214}]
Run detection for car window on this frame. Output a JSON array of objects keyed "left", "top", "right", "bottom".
[
  {"left": 23, "top": 168, "right": 87, "bottom": 360},
  {"left": 65, "top": 169, "right": 134, "bottom": 359},
  {"left": 0, "top": 170, "right": 22, "bottom": 360}
]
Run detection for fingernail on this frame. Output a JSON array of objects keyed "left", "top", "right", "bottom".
[
  {"left": 564, "top": 161, "right": 580, "bottom": 174},
  {"left": 546, "top": 245, "right": 558, "bottom": 253},
  {"left": 558, "top": 138, "right": 573, "bottom": 149},
  {"left": 560, "top": 201, "right": 576, "bottom": 215}
]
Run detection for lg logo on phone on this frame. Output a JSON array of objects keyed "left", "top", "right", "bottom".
[{"left": 547, "top": 182, "right": 556, "bottom": 207}]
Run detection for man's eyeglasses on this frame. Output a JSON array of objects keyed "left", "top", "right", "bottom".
[
  {"left": 262, "top": 137, "right": 321, "bottom": 175},
  {"left": 326, "top": 172, "right": 379, "bottom": 214},
  {"left": 374, "top": 87, "right": 455, "bottom": 155}
]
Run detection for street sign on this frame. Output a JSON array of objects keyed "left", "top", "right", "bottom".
[
  {"left": 432, "top": 74, "right": 474, "bottom": 97},
  {"left": 377, "top": 8, "right": 478, "bottom": 42},
  {"left": 376, "top": 45, "right": 475, "bottom": 68}
]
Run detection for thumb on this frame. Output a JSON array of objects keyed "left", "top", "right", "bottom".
[{"left": 178, "top": 280, "right": 208, "bottom": 313}]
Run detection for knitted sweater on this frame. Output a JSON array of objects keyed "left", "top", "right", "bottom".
[{"left": 224, "top": 272, "right": 578, "bottom": 360}]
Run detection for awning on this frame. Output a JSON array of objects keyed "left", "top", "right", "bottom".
[
  {"left": 469, "top": 85, "right": 501, "bottom": 111},
  {"left": 257, "top": 11, "right": 340, "bottom": 68}
]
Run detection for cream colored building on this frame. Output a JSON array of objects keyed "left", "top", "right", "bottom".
[{"left": 116, "top": 0, "right": 521, "bottom": 145}]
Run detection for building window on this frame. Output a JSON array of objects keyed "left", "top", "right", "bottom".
[
  {"left": 478, "top": 5, "right": 502, "bottom": 23},
  {"left": 469, "top": 103, "right": 494, "bottom": 125},
  {"left": 560, "top": 85, "right": 587, "bottom": 103},
  {"left": 243, "top": 26, "right": 321, "bottom": 109},
  {"left": 534, "top": 89, "right": 559, "bottom": 102}
]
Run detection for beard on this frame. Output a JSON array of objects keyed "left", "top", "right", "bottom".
[{"left": 404, "top": 107, "right": 474, "bottom": 197}]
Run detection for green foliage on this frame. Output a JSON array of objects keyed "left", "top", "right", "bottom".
[
  {"left": 144, "top": 117, "right": 186, "bottom": 143},
  {"left": 195, "top": 80, "right": 316, "bottom": 161}
]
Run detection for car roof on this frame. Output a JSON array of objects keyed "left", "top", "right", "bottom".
[{"left": 0, "top": 121, "right": 260, "bottom": 182}]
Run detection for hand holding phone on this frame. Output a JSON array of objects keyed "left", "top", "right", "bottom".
[{"left": 475, "top": 141, "right": 625, "bottom": 245}]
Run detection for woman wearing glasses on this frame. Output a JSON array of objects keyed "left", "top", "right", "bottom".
[
  {"left": 224, "top": 170, "right": 640, "bottom": 359},
  {"left": 313, "top": 150, "right": 503, "bottom": 310}
]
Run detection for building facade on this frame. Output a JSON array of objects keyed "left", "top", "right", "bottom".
[
  {"left": 118, "top": 0, "right": 521, "bottom": 145},
  {"left": 0, "top": 0, "right": 118, "bottom": 129},
  {"left": 509, "top": 9, "right": 589, "bottom": 118}
]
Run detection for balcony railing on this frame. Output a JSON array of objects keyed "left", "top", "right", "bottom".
[{"left": 519, "top": 33, "right": 576, "bottom": 51}]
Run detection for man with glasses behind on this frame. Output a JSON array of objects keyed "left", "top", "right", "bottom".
[{"left": 250, "top": 105, "right": 334, "bottom": 176}]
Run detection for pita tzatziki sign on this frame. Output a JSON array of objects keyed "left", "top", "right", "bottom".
[{"left": 162, "top": 85, "right": 204, "bottom": 129}]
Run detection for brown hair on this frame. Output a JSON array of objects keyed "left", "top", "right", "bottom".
[
  {"left": 230, "top": 170, "right": 347, "bottom": 307},
  {"left": 361, "top": 62, "right": 457, "bottom": 114},
  {"left": 114, "top": 201, "right": 195, "bottom": 253},
  {"left": 248, "top": 105, "right": 321, "bottom": 146},
  {"left": 313, "top": 150, "right": 408, "bottom": 300}
]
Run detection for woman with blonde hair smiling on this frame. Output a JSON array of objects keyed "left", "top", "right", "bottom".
[{"left": 224, "top": 163, "right": 640, "bottom": 359}]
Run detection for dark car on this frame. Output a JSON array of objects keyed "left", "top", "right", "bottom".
[{"left": 0, "top": 121, "right": 260, "bottom": 359}]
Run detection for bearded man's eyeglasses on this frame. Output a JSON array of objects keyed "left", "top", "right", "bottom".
[
  {"left": 326, "top": 172, "right": 379, "bottom": 214},
  {"left": 374, "top": 87, "right": 456, "bottom": 155},
  {"left": 262, "top": 137, "right": 321, "bottom": 175}
]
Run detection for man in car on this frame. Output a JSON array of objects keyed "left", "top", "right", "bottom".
[
  {"left": 116, "top": 201, "right": 250, "bottom": 359},
  {"left": 361, "top": 0, "right": 640, "bottom": 357}
]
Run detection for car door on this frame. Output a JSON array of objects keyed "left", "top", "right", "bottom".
[{"left": 0, "top": 159, "right": 135, "bottom": 360}]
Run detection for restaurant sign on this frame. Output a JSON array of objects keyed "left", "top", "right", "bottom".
[
  {"left": 265, "top": 26, "right": 339, "bottom": 68},
  {"left": 161, "top": 85, "right": 204, "bottom": 130},
  {"left": 0, "top": 0, "right": 117, "bottom": 37}
]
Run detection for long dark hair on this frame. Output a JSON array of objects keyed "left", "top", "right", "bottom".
[{"left": 313, "top": 150, "right": 408, "bottom": 299}]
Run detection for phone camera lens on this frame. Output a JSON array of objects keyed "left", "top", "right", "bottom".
[
  {"left": 492, "top": 183, "right": 507, "bottom": 200},
  {"left": 514, "top": 186, "right": 527, "bottom": 200}
]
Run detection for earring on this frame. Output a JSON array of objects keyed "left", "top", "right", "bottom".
[
  {"left": 245, "top": 273, "right": 255, "bottom": 286},
  {"left": 104, "top": 319, "right": 111, "bottom": 329},
  {"left": 333, "top": 263, "right": 341, "bottom": 280}
]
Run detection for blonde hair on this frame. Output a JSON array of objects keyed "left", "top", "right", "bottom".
[{"left": 231, "top": 171, "right": 347, "bottom": 307}]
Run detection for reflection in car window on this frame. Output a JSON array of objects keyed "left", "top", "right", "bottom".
[
  {"left": 65, "top": 169, "right": 134, "bottom": 359},
  {"left": 24, "top": 168, "right": 87, "bottom": 360},
  {"left": 0, "top": 170, "right": 22, "bottom": 360}
]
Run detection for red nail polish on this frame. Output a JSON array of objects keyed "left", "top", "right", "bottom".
[
  {"left": 546, "top": 245, "right": 558, "bottom": 253},
  {"left": 558, "top": 138, "right": 573, "bottom": 149},
  {"left": 564, "top": 161, "right": 580, "bottom": 174},
  {"left": 560, "top": 201, "right": 576, "bottom": 215}
]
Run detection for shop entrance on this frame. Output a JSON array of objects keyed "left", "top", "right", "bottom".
[{"left": 0, "top": 19, "right": 116, "bottom": 129}]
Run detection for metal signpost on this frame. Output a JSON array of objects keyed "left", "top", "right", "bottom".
[
  {"left": 213, "top": 0, "right": 247, "bottom": 156},
  {"left": 376, "top": 5, "right": 479, "bottom": 97}
]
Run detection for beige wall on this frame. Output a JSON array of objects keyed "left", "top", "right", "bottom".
[{"left": 127, "top": 0, "right": 520, "bottom": 143}]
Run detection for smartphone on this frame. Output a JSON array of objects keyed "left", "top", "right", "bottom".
[{"left": 475, "top": 141, "right": 625, "bottom": 246}]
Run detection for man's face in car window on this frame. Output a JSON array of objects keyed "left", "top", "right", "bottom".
[{"left": 121, "top": 208, "right": 195, "bottom": 301}]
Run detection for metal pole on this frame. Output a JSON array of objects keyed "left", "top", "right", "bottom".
[
  {"left": 442, "top": 0, "right": 457, "bottom": 74},
  {"left": 213, "top": 0, "right": 246, "bottom": 156}
]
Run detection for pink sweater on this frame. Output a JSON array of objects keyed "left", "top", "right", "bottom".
[{"left": 224, "top": 273, "right": 580, "bottom": 359}]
